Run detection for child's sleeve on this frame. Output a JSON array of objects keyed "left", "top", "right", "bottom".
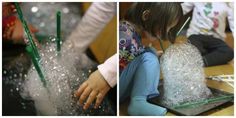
[
  {"left": 227, "top": 2, "right": 234, "bottom": 37},
  {"left": 67, "top": 2, "right": 116, "bottom": 52},
  {"left": 181, "top": 2, "right": 195, "bottom": 15},
  {"left": 119, "top": 22, "right": 146, "bottom": 71},
  {"left": 97, "top": 54, "right": 117, "bottom": 88}
]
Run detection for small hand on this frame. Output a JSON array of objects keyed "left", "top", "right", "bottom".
[
  {"left": 3, "top": 3, "right": 16, "bottom": 17},
  {"left": 74, "top": 70, "right": 111, "bottom": 110},
  {"left": 3, "top": 18, "right": 39, "bottom": 46},
  {"left": 11, "top": 18, "right": 38, "bottom": 43}
]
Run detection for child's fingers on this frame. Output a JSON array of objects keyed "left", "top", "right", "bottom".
[
  {"left": 75, "top": 82, "right": 88, "bottom": 98},
  {"left": 79, "top": 86, "right": 92, "bottom": 106},
  {"left": 94, "top": 93, "right": 105, "bottom": 109},
  {"left": 83, "top": 90, "right": 98, "bottom": 110},
  {"left": 6, "top": 27, "right": 14, "bottom": 39},
  {"left": 10, "top": 4, "right": 16, "bottom": 12}
]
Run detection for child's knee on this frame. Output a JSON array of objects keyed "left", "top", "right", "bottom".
[
  {"left": 142, "top": 52, "right": 158, "bottom": 63},
  {"left": 226, "top": 47, "right": 234, "bottom": 59},
  {"left": 141, "top": 52, "right": 159, "bottom": 68},
  {"left": 221, "top": 46, "right": 234, "bottom": 59}
]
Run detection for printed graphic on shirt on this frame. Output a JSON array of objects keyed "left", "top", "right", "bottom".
[
  {"left": 202, "top": 3, "right": 219, "bottom": 32},
  {"left": 119, "top": 21, "right": 145, "bottom": 71}
]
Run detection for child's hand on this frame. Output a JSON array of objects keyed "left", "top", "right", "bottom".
[
  {"left": 11, "top": 18, "right": 38, "bottom": 43},
  {"left": 3, "top": 18, "right": 40, "bottom": 47},
  {"left": 74, "top": 70, "right": 111, "bottom": 110},
  {"left": 3, "top": 3, "right": 16, "bottom": 17},
  {"left": 3, "top": 18, "right": 38, "bottom": 41}
]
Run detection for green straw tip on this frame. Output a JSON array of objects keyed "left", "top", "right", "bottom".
[{"left": 57, "top": 11, "right": 61, "bottom": 16}]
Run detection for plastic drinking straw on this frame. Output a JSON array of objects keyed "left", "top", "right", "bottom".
[
  {"left": 176, "top": 17, "right": 191, "bottom": 36},
  {"left": 26, "top": 46, "right": 47, "bottom": 87},
  {"left": 156, "top": 17, "right": 192, "bottom": 52},
  {"left": 173, "top": 95, "right": 233, "bottom": 109},
  {"left": 158, "top": 37, "right": 165, "bottom": 52},
  {"left": 56, "top": 11, "right": 61, "bottom": 52},
  {"left": 14, "top": 3, "right": 40, "bottom": 59}
]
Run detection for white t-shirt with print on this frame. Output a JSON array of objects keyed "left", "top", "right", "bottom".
[{"left": 181, "top": 2, "right": 234, "bottom": 40}]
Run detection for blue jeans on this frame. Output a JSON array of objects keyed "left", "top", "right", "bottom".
[
  {"left": 189, "top": 34, "right": 234, "bottom": 66},
  {"left": 119, "top": 48, "right": 160, "bottom": 102}
]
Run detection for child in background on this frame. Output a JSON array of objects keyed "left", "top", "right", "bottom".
[
  {"left": 119, "top": 3, "right": 183, "bottom": 116},
  {"left": 181, "top": 2, "right": 234, "bottom": 66}
]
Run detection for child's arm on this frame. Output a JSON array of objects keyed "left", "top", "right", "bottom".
[
  {"left": 181, "top": 2, "right": 195, "bottom": 15},
  {"left": 227, "top": 2, "right": 234, "bottom": 37},
  {"left": 97, "top": 54, "right": 117, "bottom": 88},
  {"left": 72, "top": 2, "right": 117, "bottom": 110},
  {"left": 67, "top": 2, "right": 116, "bottom": 53}
]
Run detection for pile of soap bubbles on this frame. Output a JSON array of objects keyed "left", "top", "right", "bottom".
[
  {"left": 21, "top": 2, "right": 81, "bottom": 37},
  {"left": 160, "top": 43, "right": 212, "bottom": 106},
  {"left": 20, "top": 38, "right": 114, "bottom": 115}
]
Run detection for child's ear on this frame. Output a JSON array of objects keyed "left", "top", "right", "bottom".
[{"left": 142, "top": 10, "right": 150, "bottom": 21}]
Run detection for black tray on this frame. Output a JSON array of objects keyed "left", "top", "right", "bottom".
[{"left": 147, "top": 81, "right": 234, "bottom": 116}]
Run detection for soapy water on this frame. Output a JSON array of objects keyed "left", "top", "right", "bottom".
[
  {"left": 160, "top": 43, "right": 212, "bottom": 106},
  {"left": 18, "top": 37, "right": 114, "bottom": 115}
]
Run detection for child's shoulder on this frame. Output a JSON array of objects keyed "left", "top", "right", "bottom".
[{"left": 120, "top": 20, "right": 136, "bottom": 33}]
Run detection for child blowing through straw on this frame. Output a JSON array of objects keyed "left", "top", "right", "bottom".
[{"left": 119, "top": 3, "right": 183, "bottom": 116}]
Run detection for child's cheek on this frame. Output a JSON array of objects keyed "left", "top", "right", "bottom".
[{"left": 144, "top": 31, "right": 156, "bottom": 41}]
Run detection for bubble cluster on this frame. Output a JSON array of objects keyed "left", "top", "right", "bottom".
[
  {"left": 160, "top": 43, "right": 212, "bottom": 106},
  {"left": 20, "top": 39, "right": 114, "bottom": 115},
  {"left": 21, "top": 2, "right": 81, "bottom": 37}
]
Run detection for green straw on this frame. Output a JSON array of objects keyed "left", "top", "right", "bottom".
[
  {"left": 56, "top": 11, "right": 61, "bottom": 52},
  {"left": 153, "top": 16, "right": 191, "bottom": 52},
  {"left": 26, "top": 46, "right": 47, "bottom": 87},
  {"left": 176, "top": 17, "right": 191, "bottom": 36},
  {"left": 14, "top": 3, "right": 40, "bottom": 60},
  {"left": 173, "top": 95, "right": 233, "bottom": 109},
  {"left": 157, "top": 17, "right": 191, "bottom": 52},
  {"left": 158, "top": 37, "right": 165, "bottom": 52}
]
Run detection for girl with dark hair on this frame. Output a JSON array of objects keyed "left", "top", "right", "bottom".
[{"left": 119, "top": 2, "right": 183, "bottom": 116}]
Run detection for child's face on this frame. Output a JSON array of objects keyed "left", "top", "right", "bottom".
[
  {"left": 144, "top": 31, "right": 156, "bottom": 41},
  {"left": 153, "top": 20, "right": 179, "bottom": 40},
  {"left": 166, "top": 20, "right": 179, "bottom": 33},
  {"left": 145, "top": 19, "right": 179, "bottom": 41}
]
